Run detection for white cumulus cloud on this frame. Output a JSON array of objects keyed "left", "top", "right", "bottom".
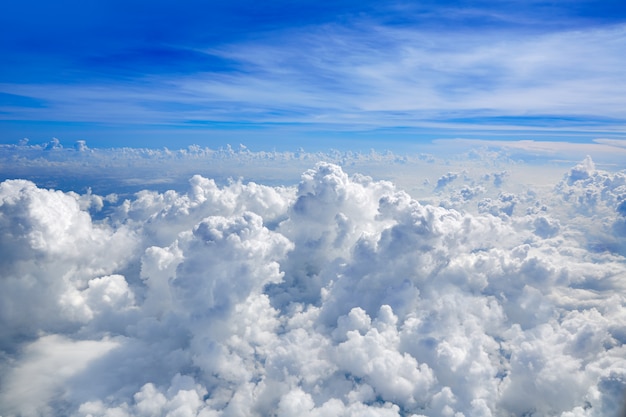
[{"left": 1, "top": 158, "right": 626, "bottom": 417}]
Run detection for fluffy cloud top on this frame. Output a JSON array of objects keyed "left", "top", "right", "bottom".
[{"left": 1, "top": 159, "right": 626, "bottom": 417}]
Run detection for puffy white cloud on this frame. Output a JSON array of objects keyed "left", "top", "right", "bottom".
[
  {"left": 553, "top": 155, "right": 626, "bottom": 255},
  {"left": 1, "top": 159, "right": 625, "bottom": 417},
  {"left": 435, "top": 172, "right": 459, "bottom": 190},
  {"left": 0, "top": 180, "right": 136, "bottom": 348},
  {"left": 114, "top": 175, "right": 293, "bottom": 248}
]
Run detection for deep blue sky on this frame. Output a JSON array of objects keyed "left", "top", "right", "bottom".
[{"left": 1, "top": 0, "right": 625, "bottom": 150}]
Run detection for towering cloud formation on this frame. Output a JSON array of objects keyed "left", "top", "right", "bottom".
[{"left": 1, "top": 160, "right": 625, "bottom": 417}]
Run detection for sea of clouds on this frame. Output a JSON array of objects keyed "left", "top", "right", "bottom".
[{"left": 1, "top": 144, "right": 626, "bottom": 417}]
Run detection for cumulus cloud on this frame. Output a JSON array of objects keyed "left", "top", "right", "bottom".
[
  {"left": 1, "top": 159, "right": 626, "bottom": 417},
  {"left": 0, "top": 179, "right": 136, "bottom": 349},
  {"left": 435, "top": 172, "right": 459, "bottom": 190}
]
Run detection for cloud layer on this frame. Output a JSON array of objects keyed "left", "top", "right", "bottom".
[{"left": 1, "top": 159, "right": 626, "bottom": 417}]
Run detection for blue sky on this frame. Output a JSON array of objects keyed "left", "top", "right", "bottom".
[{"left": 1, "top": 0, "right": 625, "bottom": 150}]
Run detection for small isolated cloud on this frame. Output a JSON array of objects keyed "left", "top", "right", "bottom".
[
  {"left": 1, "top": 159, "right": 626, "bottom": 417},
  {"left": 74, "top": 140, "right": 89, "bottom": 152},
  {"left": 435, "top": 172, "right": 459, "bottom": 190},
  {"left": 44, "top": 137, "right": 62, "bottom": 150}
]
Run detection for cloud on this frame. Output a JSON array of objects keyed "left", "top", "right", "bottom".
[
  {"left": 435, "top": 172, "right": 459, "bottom": 190},
  {"left": 0, "top": 335, "right": 120, "bottom": 417},
  {"left": 0, "top": 179, "right": 136, "bottom": 349},
  {"left": 1, "top": 20, "right": 625, "bottom": 138},
  {"left": 1, "top": 159, "right": 626, "bottom": 417},
  {"left": 434, "top": 139, "right": 626, "bottom": 166},
  {"left": 594, "top": 138, "right": 626, "bottom": 149}
]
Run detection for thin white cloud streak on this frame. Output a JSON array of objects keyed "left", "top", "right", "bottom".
[
  {"left": 594, "top": 138, "right": 626, "bottom": 149},
  {"left": 435, "top": 138, "right": 626, "bottom": 161},
  {"left": 1, "top": 23, "right": 625, "bottom": 133},
  {"left": 179, "top": 23, "right": 626, "bottom": 119}
]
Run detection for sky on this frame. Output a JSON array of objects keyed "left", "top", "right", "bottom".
[
  {"left": 2, "top": 2, "right": 626, "bottom": 417},
  {"left": 1, "top": 0, "right": 626, "bottom": 150}
]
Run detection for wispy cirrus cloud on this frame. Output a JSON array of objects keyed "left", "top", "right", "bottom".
[
  {"left": 1, "top": 3, "right": 625, "bottom": 146},
  {"left": 194, "top": 22, "right": 626, "bottom": 119},
  {"left": 4, "top": 23, "right": 626, "bottom": 129}
]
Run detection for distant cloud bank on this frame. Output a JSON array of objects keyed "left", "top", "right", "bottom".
[{"left": 1, "top": 153, "right": 626, "bottom": 416}]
